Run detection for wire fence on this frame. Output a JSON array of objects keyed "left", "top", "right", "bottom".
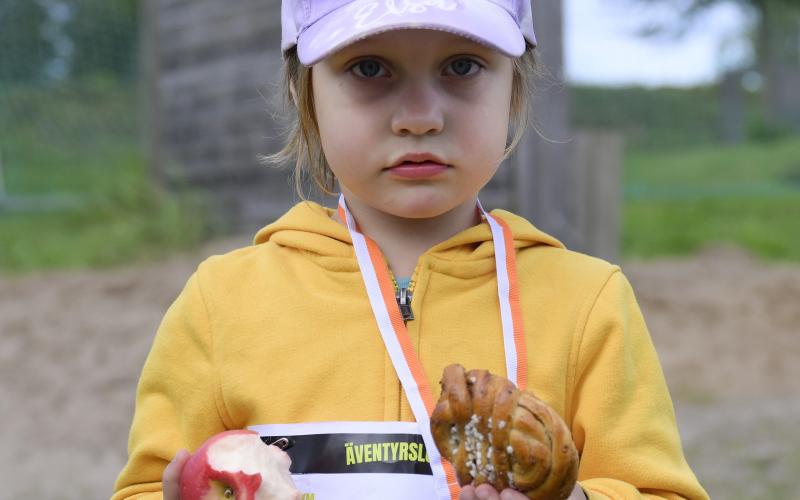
[{"left": 0, "top": 0, "right": 140, "bottom": 213}]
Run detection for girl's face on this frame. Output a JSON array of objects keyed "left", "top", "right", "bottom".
[{"left": 312, "top": 29, "right": 514, "bottom": 220}]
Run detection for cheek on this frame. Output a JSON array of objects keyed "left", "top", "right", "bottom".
[
  {"left": 316, "top": 115, "right": 348, "bottom": 167},
  {"left": 318, "top": 120, "right": 374, "bottom": 183},
  {"left": 458, "top": 100, "right": 511, "bottom": 165},
  {"left": 458, "top": 73, "right": 514, "bottom": 162},
  {"left": 314, "top": 91, "right": 378, "bottom": 178}
]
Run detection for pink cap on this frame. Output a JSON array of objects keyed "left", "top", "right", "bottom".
[{"left": 281, "top": 0, "right": 537, "bottom": 66}]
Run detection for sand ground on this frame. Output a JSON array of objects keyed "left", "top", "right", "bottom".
[{"left": 1, "top": 239, "right": 798, "bottom": 499}]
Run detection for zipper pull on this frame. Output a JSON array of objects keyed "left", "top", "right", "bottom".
[{"left": 396, "top": 287, "right": 414, "bottom": 321}]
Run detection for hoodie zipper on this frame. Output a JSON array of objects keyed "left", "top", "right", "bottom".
[{"left": 391, "top": 273, "right": 415, "bottom": 322}]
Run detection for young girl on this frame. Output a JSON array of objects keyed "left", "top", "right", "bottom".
[{"left": 113, "top": 1, "right": 709, "bottom": 499}]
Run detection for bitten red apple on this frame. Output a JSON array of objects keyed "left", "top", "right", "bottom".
[{"left": 179, "top": 429, "right": 301, "bottom": 500}]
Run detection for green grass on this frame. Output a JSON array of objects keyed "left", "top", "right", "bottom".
[
  {"left": 623, "top": 137, "right": 800, "bottom": 261},
  {"left": 0, "top": 81, "right": 207, "bottom": 274},
  {"left": 0, "top": 194, "right": 204, "bottom": 273},
  {"left": 0, "top": 144, "right": 207, "bottom": 273}
]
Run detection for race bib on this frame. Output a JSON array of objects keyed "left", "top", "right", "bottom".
[{"left": 249, "top": 421, "right": 439, "bottom": 499}]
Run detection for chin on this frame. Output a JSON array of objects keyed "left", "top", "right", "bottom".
[{"left": 384, "top": 198, "right": 457, "bottom": 220}]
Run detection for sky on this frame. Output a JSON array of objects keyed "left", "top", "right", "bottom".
[{"left": 564, "top": 0, "right": 753, "bottom": 87}]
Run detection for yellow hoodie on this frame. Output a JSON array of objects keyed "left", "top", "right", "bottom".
[{"left": 113, "top": 201, "right": 708, "bottom": 500}]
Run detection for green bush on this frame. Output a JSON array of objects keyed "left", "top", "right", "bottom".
[{"left": 571, "top": 85, "right": 721, "bottom": 150}]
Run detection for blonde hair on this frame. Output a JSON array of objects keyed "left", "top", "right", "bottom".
[{"left": 262, "top": 44, "right": 538, "bottom": 197}]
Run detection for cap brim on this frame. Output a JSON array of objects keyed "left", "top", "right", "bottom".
[{"left": 297, "top": 0, "right": 526, "bottom": 66}]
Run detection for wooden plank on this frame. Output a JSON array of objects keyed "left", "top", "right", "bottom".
[{"left": 567, "top": 131, "right": 623, "bottom": 263}]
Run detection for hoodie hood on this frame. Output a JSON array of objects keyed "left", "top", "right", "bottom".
[{"left": 254, "top": 201, "right": 564, "bottom": 263}]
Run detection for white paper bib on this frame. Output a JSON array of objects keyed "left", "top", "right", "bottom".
[{"left": 249, "top": 421, "right": 438, "bottom": 499}]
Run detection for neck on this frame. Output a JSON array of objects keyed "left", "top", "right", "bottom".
[{"left": 337, "top": 197, "right": 482, "bottom": 278}]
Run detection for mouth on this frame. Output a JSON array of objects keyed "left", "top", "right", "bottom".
[
  {"left": 385, "top": 161, "right": 450, "bottom": 179},
  {"left": 388, "top": 152, "right": 448, "bottom": 169},
  {"left": 384, "top": 152, "right": 451, "bottom": 179}
]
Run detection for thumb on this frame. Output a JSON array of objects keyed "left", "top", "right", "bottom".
[{"left": 163, "top": 449, "right": 191, "bottom": 500}]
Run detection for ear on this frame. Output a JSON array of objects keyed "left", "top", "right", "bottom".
[{"left": 289, "top": 80, "right": 298, "bottom": 108}]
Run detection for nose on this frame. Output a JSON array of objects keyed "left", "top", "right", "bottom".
[{"left": 390, "top": 81, "right": 444, "bottom": 136}]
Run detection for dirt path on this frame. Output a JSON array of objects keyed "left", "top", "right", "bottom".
[
  {"left": 624, "top": 247, "right": 800, "bottom": 499},
  {"left": 1, "top": 241, "right": 798, "bottom": 499},
  {"left": 0, "top": 237, "right": 249, "bottom": 498}
]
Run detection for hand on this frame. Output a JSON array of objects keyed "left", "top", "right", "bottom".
[
  {"left": 459, "top": 484, "right": 528, "bottom": 500},
  {"left": 459, "top": 482, "right": 587, "bottom": 500},
  {"left": 162, "top": 449, "right": 190, "bottom": 500}
]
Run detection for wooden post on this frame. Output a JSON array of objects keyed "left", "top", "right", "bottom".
[
  {"left": 719, "top": 70, "right": 746, "bottom": 144},
  {"left": 567, "top": 131, "right": 623, "bottom": 263},
  {"left": 511, "top": 1, "right": 622, "bottom": 261},
  {"left": 513, "top": 0, "right": 578, "bottom": 248},
  {"left": 0, "top": 147, "right": 6, "bottom": 198},
  {"left": 761, "top": 3, "right": 800, "bottom": 131}
]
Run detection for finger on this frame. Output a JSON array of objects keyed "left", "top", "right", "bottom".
[
  {"left": 459, "top": 484, "right": 477, "bottom": 500},
  {"left": 163, "top": 449, "right": 190, "bottom": 481},
  {"left": 473, "top": 484, "right": 501, "bottom": 500},
  {"left": 499, "top": 488, "right": 529, "bottom": 500}
]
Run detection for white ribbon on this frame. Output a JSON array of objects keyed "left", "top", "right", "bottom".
[{"left": 338, "top": 193, "right": 523, "bottom": 500}]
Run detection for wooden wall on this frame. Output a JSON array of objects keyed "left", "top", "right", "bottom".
[{"left": 142, "top": 0, "right": 292, "bottom": 229}]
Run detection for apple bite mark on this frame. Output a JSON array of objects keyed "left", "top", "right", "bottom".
[
  {"left": 207, "top": 433, "right": 273, "bottom": 476},
  {"left": 207, "top": 468, "right": 262, "bottom": 500},
  {"left": 180, "top": 429, "right": 301, "bottom": 500}
]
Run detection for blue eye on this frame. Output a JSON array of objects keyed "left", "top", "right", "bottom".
[
  {"left": 351, "top": 59, "right": 387, "bottom": 78},
  {"left": 446, "top": 58, "right": 481, "bottom": 77}
]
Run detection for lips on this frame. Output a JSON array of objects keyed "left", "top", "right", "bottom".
[
  {"left": 389, "top": 152, "right": 448, "bottom": 168},
  {"left": 387, "top": 162, "right": 449, "bottom": 179},
  {"left": 385, "top": 153, "right": 450, "bottom": 179}
]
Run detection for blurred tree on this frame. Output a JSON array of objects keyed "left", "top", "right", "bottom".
[
  {"left": 637, "top": 0, "right": 800, "bottom": 28},
  {"left": 62, "top": 0, "right": 139, "bottom": 81},
  {"left": 0, "top": 0, "right": 54, "bottom": 82},
  {"left": 0, "top": 0, "right": 138, "bottom": 83},
  {"left": 635, "top": 0, "right": 800, "bottom": 65},
  {"left": 636, "top": 0, "right": 800, "bottom": 131}
]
